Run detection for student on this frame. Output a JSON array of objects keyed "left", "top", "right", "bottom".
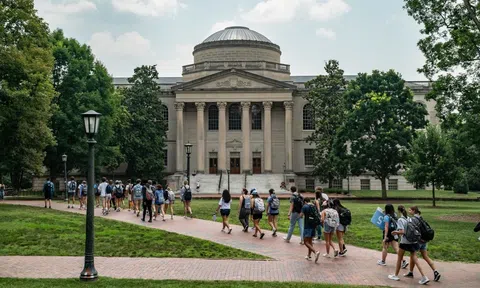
[
  {"left": 94, "top": 180, "right": 100, "bottom": 208},
  {"left": 125, "top": 179, "right": 133, "bottom": 211},
  {"left": 321, "top": 200, "right": 339, "bottom": 258},
  {"left": 266, "top": 188, "right": 279, "bottom": 236},
  {"left": 67, "top": 177, "right": 77, "bottom": 209},
  {"left": 181, "top": 182, "right": 193, "bottom": 218},
  {"left": 167, "top": 187, "right": 176, "bottom": 219},
  {"left": 114, "top": 181, "right": 123, "bottom": 212},
  {"left": 404, "top": 206, "right": 441, "bottom": 282},
  {"left": 388, "top": 205, "right": 429, "bottom": 285},
  {"left": 333, "top": 198, "right": 349, "bottom": 256},
  {"left": 216, "top": 189, "right": 232, "bottom": 234},
  {"left": 43, "top": 178, "right": 54, "bottom": 209},
  {"left": 98, "top": 177, "right": 108, "bottom": 214},
  {"left": 300, "top": 197, "right": 321, "bottom": 263},
  {"left": 250, "top": 189, "right": 265, "bottom": 239},
  {"left": 377, "top": 204, "right": 408, "bottom": 269},
  {"left": 314, "top": 187, "right": 327, "bottom": 240},
  {"left": 154, "top": 184, "right": 165, "bottom": 221},
  {"left": 0, "top": 183, "right": 4, "bottom": 200},
  {"left": 284, "top": 186, "right": 304, "bottom": 244},
  {"left": 105, "top": 180, "right": 113, "bottom": 213},
  {"left": 238, "top": 188, "right": 251, "bottom": 232},
  {"left": 132, "top": 179, "right": 143, "bottom": 217},
  {"left": 142, "top": 180, "right": 154, "bottom": 222},
  {"left": 78, "top": 180, "right": 87, "bottom": 210},
  {"left": 109, "top": 180, "right": 116, "bottom": 211}
]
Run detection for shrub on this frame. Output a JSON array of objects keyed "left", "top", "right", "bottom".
[
  {"left": 454, "top": 174, "right": 469, "bottom": 194},
  {"left": 467, "top": 166, "right": 480, "bottom": 192},
  {"left": 323, "top": 188, "right": 348, "bottom": 194}
]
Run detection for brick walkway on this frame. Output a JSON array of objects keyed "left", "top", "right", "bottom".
[{"left": 1, "top": 201, "right": 479, "bottom": 287}]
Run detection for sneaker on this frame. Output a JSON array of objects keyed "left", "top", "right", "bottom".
[
  {"left": 67, "top": 206, "right": 70, "bottom": 209},
  {"left": 148, "top": 219, "right": 152, "bottom": 223},
  {"left": 403, "top": 272, "right": 414, "bottom": 278},
  {"left": 342, "top": 249, "right": 347, "bottom": 255},
  {"left": 334, "top": 250, "right": 339, "bottom": 258},
  {"left": 49, "top": 206, "right": 52, "bottom": 209},
  {"left": 260, "top": 233, "right": 265, "bottom": 239},
  {"left": 377, "top": 260, "right": 386, "bottom": 266},
  {"left": 388, "top": 275, "right": 400, "bottom": 281},
  {"left": 228, "top": 228, "right": 232, "bottom": 234},
  {"left": 339, "top": 250, "right": 346, "bottom": 257},
  {"left": 419, "top": 276, "right": 430, "bottom": 285},
  {"left": 272, "top": 229, "right": 277, "bottom": 236},
  {"left": 433, "top": 271, "right": 441, "bottom": 282},
  {"left": 300, "top": 241, "right": 304, "bottom": 245},
  {"left": 305, "top": 256, "right": 312, "bottom": 261},
  {"left": 314, "top": 251, "right": 321, "bottom": 263},
  {"left": 322, "top": 253, "right": 330, "bottom": 258},
  {"left": 283, "top": 237, "right": 290, "bottom": 243},
  {"left": 401, "top": 260, "right": 409, "bottom": 269}
]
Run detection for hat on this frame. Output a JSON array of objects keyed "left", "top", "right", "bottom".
[{"left": 250, "top": 188, "right": 258, "bottom": 195}]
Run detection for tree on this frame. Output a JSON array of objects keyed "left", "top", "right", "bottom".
[
  {"left": 44, "top": 30, "right": 122, "bottom": 179},
  {"left": 119, "top": 65, "right": 167, "bottom": 180},
  {"left": 0, "top": 0, "right": 56, "bottom": 190},
  {"left": 304, "top": 60, "right": 348, "bottom": 187},
  {"left": 405, "top": 125, "right": 455, "bottom": 206},
  {"left": 335, "top": 70, "right": 428, "bottom": 199}
]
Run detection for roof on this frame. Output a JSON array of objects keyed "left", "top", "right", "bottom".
[{"left": 202, "top": 26, "right": 272, "bottom": 44}]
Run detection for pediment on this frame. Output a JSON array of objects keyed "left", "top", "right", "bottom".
[{"left": 172, "top": 69, "right": 296, "bottom": 91}]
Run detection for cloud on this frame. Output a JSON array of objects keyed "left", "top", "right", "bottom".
[
  {"left": 34, "top": 0, "right": 97, "bottom": 29},
  {"left": 111, "top": 0, "right": 186, "bottom": 17},
  {"left": 315, "top": 28, "right": 335, "bottom": 39},
  {"left": 209, "top": 20, "right": 236, "bottom": 35},
  {"left": 157, "top": 44, "right": 194, "bottom": 76},
  {"left": 308, "top": 0, "right": 351, "bottom": 21}
]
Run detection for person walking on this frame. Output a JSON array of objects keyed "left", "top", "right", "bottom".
[
  {"left": 105, "top": 179, "right": 113, "bottom": 214},
  {"left": 132, "top": 179, "right": 143, "bottom": 217},
  {"left": 333, "top": 198, "right": 350, "bottom": 256},
  {"left": 154, "top": 184, "right": 165, "bottom": 221},
  {"left": 43, "top": 178, "right": 54, "bottom": 209},
  {"left": 377, "top": 204, "right": 408, "bottom": 269},
  {"left": 215, "top": 189, "right": 232, "bottom": 234},
  {"left": 321, "top": 200, "right": 339, "bottom": 258},
  {"left": 78, "top": 180, "right": 87, "bottom": 210},
  {"left": 314, "top": 187, "right": 328, "bottom": 241},
  {"left": 67, "top": 177, "right": 77, "bottom": 209},
  {"left": 266, "top": 188, "right": 280, "bottom": 236},
  {"left": 250, "top": 189, "right": 265, "bottom": 239},
  {"left": 181, "top": 181, "right": 193, "bottom": 218},
  {"left": 165, "top": 187, "right": 175, "bottom": 219},
  {"left": 142, "top": 180, "right": 154, "bottom": 222},
  {"left": 301, "top": 197, "right": 321, "bottom": 263},
  {"left": 0, "top": 183, "right": 5, "bottom": 200},
  {"left": 125, "top": 179, "right": 133, "bottom": 211},
  {"left": 98, "top": 177, "right": 108, "bottom": 214},
  {"left": 284, "top": 186, "right": 304, "bottom": 244},
  {"left": 94, "top": 180, "right": 100, "bottom": 208},
  {"left": 114, "top": 181, "right": 124, "bottom": 212},
  {"left": 239, "top": 188, "right": 251, "bottom": 232}
]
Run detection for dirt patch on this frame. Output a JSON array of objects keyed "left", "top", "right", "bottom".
[{"left": 437, "top": 214, "right": 480, "bottom": 223}]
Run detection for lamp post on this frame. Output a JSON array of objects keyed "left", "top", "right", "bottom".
[
  {"left": 184, "top": 142, "right": 192, "bottom": 185},
  {"left": 62, "top": 154, "right": 67, "bottom": 201},
  {"left": 227, "top": 169, "right": 230, "bottom": 192},
  {"left": 80, "top": 110, "right": 101, "bottom": 282}
]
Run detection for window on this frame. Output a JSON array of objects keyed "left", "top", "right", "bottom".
[
  {"left": 304, "top": 149, "right": 314, "bottom": 166},
  {"left": 305, "top": 178, "right": 315, "bottom": 191},
  {"left": 388, "top": 179, "right": 398, "bottom": 190},
  {"left": 332, "top": 179, "right": 343, "bottom": 189},
  {"left": 251, "top": 104, "right": 262, "bottom": 130},
  {"left": 208, "top": 105, "right": 218, "bottom": 130},
  {"left": 163, "top": 149, "right": 168, "bottom": 167},
  {"left": 160, "top": 104, "right": 169, "bottom": 130},
  {"left": 360, "top": 179, "right": 371, "bottom": 190},
  {"left": 229, "top": 104, "right": 242, "bottom": 130},
  {"left": 303, "top": 104, "right": 315, "bottom": 130}
]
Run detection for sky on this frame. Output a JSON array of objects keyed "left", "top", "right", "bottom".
[{"left": 34, "top": 0, "right": 428, "bottom": 80}]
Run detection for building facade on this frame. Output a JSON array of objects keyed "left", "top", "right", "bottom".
[{"left": 113, "top": 26, "right": 437, "bottom": 191}]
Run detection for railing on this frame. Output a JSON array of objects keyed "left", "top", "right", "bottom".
[
  {"left": 218, "top": 171, "right": 223, "bottom": 194},
  {"left": 244, "top": 172, "right": 248, "bottom": 189},
  {"left": 183, "top": 61, "right": 290, "bottom": 74}
]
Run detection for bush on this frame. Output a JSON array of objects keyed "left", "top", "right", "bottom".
[
  {"left": 323, "top": 188, "right": 348, "bottom": 194},
  {"left": 454, "top": 174, "right": 469, "bottom": 194},
  {"left": 467, "top": 166, "right": 480, "bottom": 192}
]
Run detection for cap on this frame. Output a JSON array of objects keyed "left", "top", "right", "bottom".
[{"left": 250, "top": 188, "right": 258, "bottom": 195}]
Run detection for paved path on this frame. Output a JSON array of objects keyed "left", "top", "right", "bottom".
[{"left": 1, "top": 201, "right": 480, "bottom": 287}]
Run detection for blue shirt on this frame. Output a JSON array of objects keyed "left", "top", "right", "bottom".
[
  {"left": 155, "top": 189, "right": 164, "bottom": 204},
  {"left": 302, "top": 204, "right": 316, "bottom": 229}
]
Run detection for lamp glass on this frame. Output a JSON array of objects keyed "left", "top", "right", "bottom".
[
  {"left": 62, "top": 154, "right": 67, "bottom": 162},
  {"left": 185, "top": 142, "right": 192, "bottom": 154},
  {"left": 82, "top": 110, "right": 102, "bottom": 138}
]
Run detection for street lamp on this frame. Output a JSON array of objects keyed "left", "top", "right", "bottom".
[
  {"left": 184, "top": 142, "right": 192, "bottom": 185},
  {"left": 227, "top": 169, "right": 230, "bottom": 192},
  {"left": 62, "top": 154, "right": 67, "bottom": 201},
  {"left": 80, "top": 110, "right": 101, "bottom": 282}
]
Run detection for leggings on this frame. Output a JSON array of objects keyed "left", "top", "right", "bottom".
[{"left": 143, "top": 200, "right": 152, "bottom": 220}]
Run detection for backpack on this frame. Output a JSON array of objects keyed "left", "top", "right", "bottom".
[
  {"left": 292, "top": 194, "right": 304, "bottom": 213},
  {"left": 243, "top": 195, "right": 251, "bottom": 209},
  {"left": 325, "top": 208, "right": 339, "bottom": 228},
  {"left": 339, "top": 207, "right": 352, "bottom": 226},
  {"left": 386, "top": 215, "right": 398, "bottom": 237},
  {"left": 183, "top": 187, "right": 192, "bottom": 201},
  {"left": 404, "top": 218, "right": 422, "bottom": 243},
  {"left": 168, "top": 190, "right": 175, "bottom": 201},
  {"left": 163, "top": 189, "right": 169, "bottom": 201},
  {"left": 145, "top": 186, "right": 153, "bottom": 201},
  {"left": 46, "top": 181, "right": 53, "bottom": 193},
  {"left": 253, "top": 198, "right": 265, "bottom": 213},
  {"left": 134, "top": 185, "right": 142, "bottom": 198},
  {"left": 306, "top": 204, "right": 322, "bottom": 227},
  {"left": 68, "top": 181, "right": 76, "bottom": 192},
  {"left": 413, "top": 216, "right": 434, "bottom": 242},
  {"left": 270, "top": 195, "right": 280, "bottom": 210}
]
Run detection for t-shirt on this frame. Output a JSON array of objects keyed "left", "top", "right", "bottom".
[
  {"left": 383, "top": 215, "right": 391, "bottom": 231},
  {"left": 155, "top": 189, "right": 164, "bottom": 203},
  {"left": 302, "top": 204, "right": 316, "bottom": 229},
  {"left": 289, "top": 193, "right": 303, "bottom": 213},
  {"left": 397, "top": 216, "right": 413, "bottom": 244},
  {"left": 267, "top": 195, "right": 279, "bottom": 214},
  {"left": 67, "top": 181, "right": 77, "bottom": 193},
  {"left": 98, "top": 182, "right": 108, "bottom": 197},
  {"left": 78, "top": 184, "right": 85, "bottom": 195},
  {"left": 218, "top": 198, "right": 231, "bottom": 210}
]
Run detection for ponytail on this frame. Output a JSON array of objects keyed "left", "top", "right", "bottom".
[{"left": 398, "top": 205, "right": 407, "bottom": 218}]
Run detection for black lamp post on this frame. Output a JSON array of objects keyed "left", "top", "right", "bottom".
[
  {"left": 62, "top": 154, "right": 67, "bottom": 201},
  {"left": 80, "top": 110, "right": 101, "bottom": 282},
  {"left": 185, "top": 142, "right": 192, "bottom": 185},
  {"left": 227, "top": 169, "right": 230, "bottom": 192}
]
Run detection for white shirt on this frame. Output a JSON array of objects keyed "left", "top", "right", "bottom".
[
  {"left": 218, "top": 198, "right": 231, "bottom": 210},
  {"left": 98, "top": 182, "right": 108, "bottom": 197}
]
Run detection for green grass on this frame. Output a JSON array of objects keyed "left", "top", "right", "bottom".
[
  {"left": 0, "top": 278, "right": 379, "bottom": 288},
  {"left": 348, "top": 189, "right": 480, "bottom": 199},
  {"left": 182, "top": 199, "right": 480, "bottom": 263},
  {"left": 0, "top": 205, "right": 265, "bottom": 260}
]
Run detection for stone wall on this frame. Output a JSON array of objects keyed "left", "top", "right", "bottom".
[{"left": 194, "top": 47, "right": 281, "bottom": 63}]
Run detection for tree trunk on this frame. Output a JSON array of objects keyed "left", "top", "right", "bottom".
[
  {"left": 432, "top": 180, "right": 436, "bottom": 207},
  {"left": 381, "top": 177, "right": 387, "bottom": 199},
  {"left": 328, "top": 177, "right": 333, "bottom": 189}
]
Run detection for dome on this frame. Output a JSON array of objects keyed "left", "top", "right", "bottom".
[{"left": 202, "top": 26, "right": 273, "bottom": 44}]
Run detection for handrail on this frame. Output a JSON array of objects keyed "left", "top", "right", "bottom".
[
  {"left": 244, "top": 172, "right": 248, "bottom": 190},
  {"left": 218, "top": 171, "right": 223, "bottom": 194}
]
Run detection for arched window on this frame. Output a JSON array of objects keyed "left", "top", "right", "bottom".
[
  {"left": 208, "top": 105, "right": 219, "bottom": 130},
  {"left": 160, "top": 104, "right": 168, "bottom": 122},
  {"left": 251, "top": 104, "right": 262, "bottom": 130},
  {"left": 303, "top": 104, "right": 315, "bottom": 130},
  {"left": 229, "top": 103, "right": 242, "bottom": 130}
]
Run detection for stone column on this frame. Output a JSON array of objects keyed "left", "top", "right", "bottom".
[
  {"left": 263, "top": 101, "right": 273, "bottom": 173},
  {"left": 195, "top": 102, "right": 205, "bottom": 174},
  {"left": 241, "top": 102, "right": 251, "bottom": 173},
  {"left": 217, "top": 102, "right": 227, "bottom": 172},
  {"left": 175, "top": 102, "right": 185, "bottom": 173},
  {"left": 284, "top": 101, "right": 294, "bottom": 172}
]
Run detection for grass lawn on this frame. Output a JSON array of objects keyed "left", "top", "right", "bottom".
[
  {"left": 0, "top": 205, "right": 265, "bottom": 260},
  {"left": 348, "top": 189, "right": 480, "bottom": 199},
  {"left": 181, "top": 199, "right": 480, "bottom": 263},
  {"left": 0, "top": 278, "right": 379, "bottom": 288}
]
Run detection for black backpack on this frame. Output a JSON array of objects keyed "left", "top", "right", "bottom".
[
  {"left": 292, "top": 194, "right": 303, "bottom": 213},
  {"left": 184, "top": 187, "right": 192, "bottom": 201},
  {"left": 404, "top": 218, "right": 422, "bottom": 243},
  {"left": 414, "top": 216, "right": 435, "bottom": 242},
  {"left": 306, "top": 204, "right": 321, "bottom": 227},
  {"left": 339, "top": 207, "right": 352, "bottom": 226}
]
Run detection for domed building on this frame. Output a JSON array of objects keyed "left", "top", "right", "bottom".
[{"left": 113, "top": 26, "right": 437, "bottom": 192}]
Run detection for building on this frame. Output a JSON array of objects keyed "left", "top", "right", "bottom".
[{"left": 113, "top": 26, "right": 437, "bottom": 193}]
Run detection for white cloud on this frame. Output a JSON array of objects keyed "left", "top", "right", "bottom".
[
  {"left": 209, "top": 20, "right": 236, "bottom": 35},
  {"left": 157, "top": 44, "right": 193, "bottom": 76},
  {"left": 34, "top": 0, "right": 97, "bottom": 29},
  {"left": 111, "top": 0, "right": 186, "bottom": 17},
  {"left": 315, "top": 27, "right": 335, "bottom": 39},
  {"left": 308, "top": 0, "right": 350, "bottom": 21}
]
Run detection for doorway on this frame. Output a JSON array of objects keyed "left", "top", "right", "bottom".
[
  {"left": 209, "top": 152, "right": 218, "bottom": 174},
  {"left": 252, "top": 157, "right": 261, "bottom": 174},
  {"left": 230, "top": 158, "right": 240, "bottom": 174}
]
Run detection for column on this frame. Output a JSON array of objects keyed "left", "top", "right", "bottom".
[
  {"left": 241, "top": 102, "right": 251, "bottom": 173},
  {"left": 217, "top": 102, "right": 227, "bottom": 172},
  {"left": 175, "top": 102, "right": 185, "bottom": 173},
  {"left": 263, "top": 101, "right": 273, "bottom": 173},
  {"left": 284, "top": 101, "right": 294, "bottom": 172},
  {"left": 195, "top": 102, "right": 206, "bottom": 174}
]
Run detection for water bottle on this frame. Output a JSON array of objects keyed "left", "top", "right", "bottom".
[{"left": 212, "top": 213, "right": 217, "bottom": 221}]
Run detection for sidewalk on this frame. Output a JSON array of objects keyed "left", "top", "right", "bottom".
[{"left": 1, "top": 201, "right": 479, "bottom": 287}]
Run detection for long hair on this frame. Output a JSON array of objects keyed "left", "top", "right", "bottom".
[
  {"left": 242, "top": 188, "right": 248, "bottom": 195},
  {"left": 384, "top": 204, "right": 395, "bottom": 216},
  {"left": 410, "top": 206, "right": 421, "bottom": 215},
  {"left": 315, "top": 191, "right": 322, "bottom": 200},
  {"left": 398, "top": 205, "right": 407, "bottom": 218},
  {"left": 333, "top": 199, "right": 345, "bottom": 210},
  {"left": 222, "top": 189, "right": 231, "bottom": 203}
]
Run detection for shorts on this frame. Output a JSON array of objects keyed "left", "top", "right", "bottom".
[
  {"left": 220, "top": 209, "right": 230, "bottom": 216},
  {"left": 44, "top": 192, "right": 53, "bottom": 200},
  {"left": 133, "top": 196, "right": 143, "bottom": 201},
  {"left": 418, "top": 242, "right": 427, "bottom": 251},
  {"left": 337, "top": 224, "right": 347, "bottom": 232},
  {"left": 105, "top": 194, "right": 112, "bottom": 201},
  {"left": 324, "top": 224, "right": 335, "bottom": 233},
  {"left": 164, "top": 199, "right": 170, "bottom": 205},
  {"left": 382, "top": 231, "right": 398, "bottom": 243},
  {"left": 400, "top": 243, "right": 420, "bottom": 252},
  {"left": 115, "top": 192, "right": 123, "bottom": 199},
  {"left": 68, "top": 192, "right": 75, "bottom": 198},
  {"left": 269, "top": 210, "right": 279, "bottom": 216},
  {"left": 155, "top": 201, "right": 164, "bottom": 206},
  {"left": 303, "top": 228, "right": 315, "bottom": 238},
  {"left": 252, "top": 213, "right": 263, "bottom": 220}
]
